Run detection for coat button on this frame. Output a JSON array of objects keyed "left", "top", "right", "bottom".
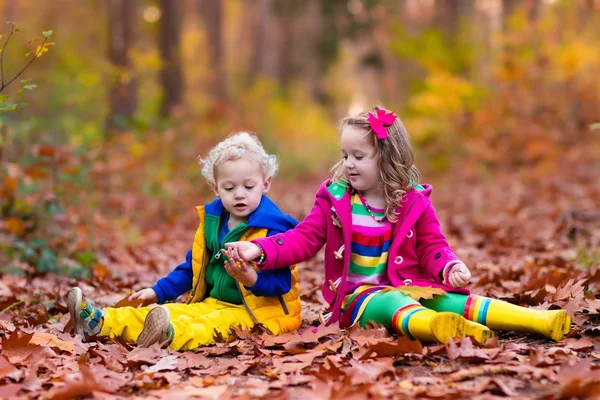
[
  {"left": 403, "top": 279, "right": 412, "bottom": 286},
  {"left": 435, "top": 252, "right": 441, "bottom": 260},
  {"left": 407, "top": 230, "right": 413, "bottom": 238},
  {"left": 276, "top": 238, "right": 284, "bottom": 245},
  {"left": 394, "top": 256, "right": 403, "bottom": 264}
]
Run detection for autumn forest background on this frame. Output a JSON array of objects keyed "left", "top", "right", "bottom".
[{"left": 1, "top": 0, "right": 600, "bottom": 398}]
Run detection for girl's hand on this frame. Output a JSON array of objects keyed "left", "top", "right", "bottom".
[
  {"left": 222, "top": 247, "right": 258, "bottom": 287},
  {"left": 447, "top": 263, "right": 471, "bottom": 288},
  {"left": 223, "top": 241, "right": 262, "bottom": 262},
  {"left": 129, "top": 288, "right": 158, "bottom": 306}
]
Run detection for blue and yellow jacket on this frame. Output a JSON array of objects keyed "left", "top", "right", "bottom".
[{"left": 151, "top": 195, "right": 302, "bottom": 335}]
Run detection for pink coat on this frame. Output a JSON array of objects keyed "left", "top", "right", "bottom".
[{"left": 253, "top": 179, "right": 469, "bottom": 325}]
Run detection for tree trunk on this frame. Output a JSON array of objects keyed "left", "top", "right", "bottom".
[
  {"left": 248, "top": 0, "right": 279, "bottom": 85},
  {"left": 200, "top": 0, "right": 225, "bottom": 102},
  {"left": 434, "top": 0, "right": 461, "bottom": 37},
  {"left": 502, "top": 0, "right": 519, "bottom": 27},
  {"left": 107, "top": 0, "right": 137, "bottom": 129},
  {"left": 159, "top": 0, "right": 184, "bottom": 117},
  {"left": 3, "top": 0, "right": 16, "bottom": 23}
]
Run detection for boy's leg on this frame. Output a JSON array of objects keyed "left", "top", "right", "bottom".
[
  {"left": 68, "top": 287, "right": 106, "bottom": 340},
  {"left": 422, "top": 293, "right": 571, "bottom": 341},
  {"left": 137, "top": 306, "right": 174, "bottom": 347},
  {"left": 101, "top": 305, "right": 152, "bottom": 342},
  {"left": 166, "top": 298, "right": 256, "bottom": 351},
  {"left": 69, "top": 287, "right": 170, "bottom": 343},
  {"left": 357, "top": 290, "right": 493, "bottom": 344}
]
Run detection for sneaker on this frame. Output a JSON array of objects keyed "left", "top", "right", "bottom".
[
  {"left": 137, "top": 306, "right": 174, "bottom": 348},
  {"left": 68, "top": 287, "right": 104, "bottom": 340}
]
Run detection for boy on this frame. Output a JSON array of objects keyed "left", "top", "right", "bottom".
[{"left": 68, "top": 132, "right": 301, "bottom": 350}]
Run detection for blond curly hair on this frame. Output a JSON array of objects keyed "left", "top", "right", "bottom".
[
  {"left": 199, "top": 132, "right": 279, "bottom": 187},
  {"left": 330, "top": 106, "right": 421, "bottom": 222}
]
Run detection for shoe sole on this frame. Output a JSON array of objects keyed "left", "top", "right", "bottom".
[
  {"left": 463, "top": 319, "right": 495, "bottom": 344},
  {"left": 548, "top": 310, "right": 570, "bottom": 341},
  {"left": 137, "top": 306, "right": 171, "bottom": 348},
  {"left": 67, "top": 287, "right": 84, "bottom": 336},
  {"left": 430, "top": 312, "right": 494, "bottom": 344}
]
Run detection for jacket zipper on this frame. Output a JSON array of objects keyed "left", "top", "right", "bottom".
[
  {"left": 277, "top": 295, "right": 289, "bottom": 315},
  {"left": 187, "top": 249, "right": 207, "bottom": 304},
  {"left": 236, "top": 280, "right": 270, "bottom": 333}
]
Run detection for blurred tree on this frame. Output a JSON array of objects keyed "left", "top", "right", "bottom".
[
  {"left": 502, "top": 0, "right": 519, "bottom": 26},
  {"left": 107, "top": 0, "right": 138, "bottom": 131},
  {"left": 502, "top": 0, "right": 539, "bottom": 28},
  {"left": 434, "top": 0, "right": 474, "bottom": 40},
  {"left": 248, "top": 0, "right": 279, "bottom": 84},
  {"left": 159, "top": 0, "right": 184, "bottom": 117},
  {"left": 199, "top": 0, "right": 226, "bottom": 102},
  {"left": 2, "top": 0, "right": 16, "bottom": 23}
]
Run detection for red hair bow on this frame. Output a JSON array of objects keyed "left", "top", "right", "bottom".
[{"left": 367, "top": 109, "right": 397, "bottom": 139}]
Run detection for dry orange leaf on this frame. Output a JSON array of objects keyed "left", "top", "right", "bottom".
[
  {"left": 24, "top": 165, "right": 49, "bottom": 180},
  {"left": 4, "top": 217, "right": 25, "bottom": 235},
  {"left": 29, "top": 332, "right": 76, "bottom": 354},
  {"left": 2, "top": 176, "right": 18, "bottom": 196},
  {"left": 383, "top": 285, "right": 447, "bottom": 300}
]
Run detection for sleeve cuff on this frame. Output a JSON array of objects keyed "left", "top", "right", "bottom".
[{"left": 150, "top": 284, "right": 167, "bottom": 304}]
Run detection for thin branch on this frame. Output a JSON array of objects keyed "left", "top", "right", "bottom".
[
  {"left": 0, "top": 300, "right": 24, "bottom": 314},
  {"left": 0, "top": 23, "right": 15, "bottom": 89},
  {"left": 1, "top": 36, "right": 47, "bottom": 92}
]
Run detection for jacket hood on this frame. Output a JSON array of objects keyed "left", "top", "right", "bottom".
[{"left": 203, "top": 195, "right": 297, "bottom": 233}]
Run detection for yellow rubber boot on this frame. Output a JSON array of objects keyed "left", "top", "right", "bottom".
[
  {"left": 466, "top": 296, "right": 571, "bottom": 341},
  {"left": 395, "top": 305, "right": 494, "bottom": 344},
  {"left": 428, "top": 312, "right": 494, "bottom": 344}
]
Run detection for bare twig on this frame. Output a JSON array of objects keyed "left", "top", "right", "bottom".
[
  {"left": 0, "top": 300, "right": 24, "bottom": 314},
  {"left": 1, "top": 36, "right": 48, "bottom": 93},
  {"left": 0, "top": 23, "right": 15, "bottom": 89}
]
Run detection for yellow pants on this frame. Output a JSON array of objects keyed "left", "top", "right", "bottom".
[{"left": 100, "top": 297, "right": 256, "bottom": 350}]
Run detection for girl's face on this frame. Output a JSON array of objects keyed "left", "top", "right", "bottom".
[{"left": 340, "top": 125, "right": 382, "bottom": 197}]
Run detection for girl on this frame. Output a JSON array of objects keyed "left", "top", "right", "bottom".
[
  {"left": 68, "top": 132, "right": 301, "bottom": 350},
  {"left": 224, "top": 107, "right": 571, "bottom": 343}
]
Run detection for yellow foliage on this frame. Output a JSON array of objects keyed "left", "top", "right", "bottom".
[
  {"left": 239, "top": 79, "right": 339, "bottom": 179},
  {"left": 552, "top": 41, "right": 599, "bottom": 80},
  {"left": 409, "top": 72, "right": 477, "bottom": 115}
]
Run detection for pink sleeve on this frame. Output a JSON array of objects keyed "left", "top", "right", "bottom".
[
  {"left": 253, "top": 197, "right": 328, "bottom": 270},
  {"left": 414, "top": 202, "right": 462, "bottom": 282}
]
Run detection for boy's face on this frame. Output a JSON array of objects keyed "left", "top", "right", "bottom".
[{"left": 213, "top": 157, "right": 271, "bottom": 221}]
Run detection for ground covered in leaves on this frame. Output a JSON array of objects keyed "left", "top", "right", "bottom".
[{"left": 1, "top": 150, "right": 600, "bottom": 399}]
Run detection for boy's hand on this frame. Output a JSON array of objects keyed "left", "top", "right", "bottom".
[
  {"left": 222, "top": 247, "right": 258, "bottom": 287},
  {"left": 129, "top": 288, "right": 158, "bottom": 306},
  {"left": 447, "top": 263, "right": 471, "bottom": 288},
  {"left": 223, "top": 241, "right": 262, "bottom": 262}
]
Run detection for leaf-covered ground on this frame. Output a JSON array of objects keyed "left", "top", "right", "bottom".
[{"left": 1, "top": 152, "right": 599, "bottom": 399}]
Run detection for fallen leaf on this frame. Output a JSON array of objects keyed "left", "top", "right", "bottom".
[
  {"left": 357, "top": 336, "right": 423, "bottom": 360},
  {"left": 0, "top": 355, "right": 17, "bottom": 380},
  {"left": 30, "top": 332, "right": 76, "bottom": 354},
  {"left": 46, "top": 364, "right": 111, "bottom": 400},
  {"left": 447, "top": 337, "right": 490, "bottom": 362},
  {"left": 145, "top": 355, "right": 178, "bottom": 373},
  {"left": 346, "top": 358, "right": 395, "bottom": 385}
]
